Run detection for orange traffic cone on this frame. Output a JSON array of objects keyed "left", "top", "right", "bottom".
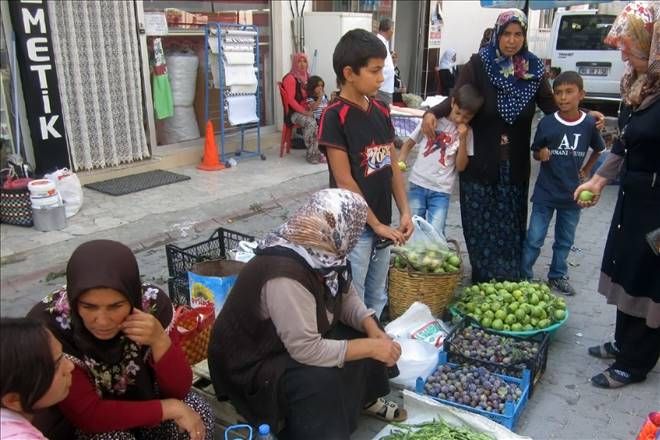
[{"left": 197, "top": 121, "right": 225, "bottom": 171}]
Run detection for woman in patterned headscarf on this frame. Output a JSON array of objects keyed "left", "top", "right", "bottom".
[
  {"left": 575, "top": 1, "right": 660, "bottom": 389},
  {"left": 209, "top": 189, "right": 406, "bottom": 440},
  {"left": 28, "top": 240, "right": 214, "bottom": 440},
  {"left": 421, "top": 9, "right": 557, "bottom": 283}
]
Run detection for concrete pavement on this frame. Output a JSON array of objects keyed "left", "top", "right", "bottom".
[{"left": 1, "top": 136, "right": 657, "bottom": 440}]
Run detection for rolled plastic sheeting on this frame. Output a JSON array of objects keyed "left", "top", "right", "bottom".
[
  {"left": 156, "top": 106, "right": 200, "bottom": 145},
  {"left": 166, "top": 52, "right": 199, "bottom": 106}
]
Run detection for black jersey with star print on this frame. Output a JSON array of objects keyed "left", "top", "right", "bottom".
[{"left": 318, "top": 96, "right": 395, "bottom": 226}]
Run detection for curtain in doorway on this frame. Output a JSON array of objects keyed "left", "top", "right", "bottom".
[{"left": 47, "top": 0, "right": 149, "bottom": 171}]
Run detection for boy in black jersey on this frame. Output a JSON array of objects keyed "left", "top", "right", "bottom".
[{"left": 318, "top": 29, "right": 413, "bottom": 319}]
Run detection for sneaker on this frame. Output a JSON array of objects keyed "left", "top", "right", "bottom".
[{"left": 548, "top": 278, "right": 577, "bottom": 296}]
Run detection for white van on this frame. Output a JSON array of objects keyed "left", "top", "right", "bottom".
[{"left": 550, "top": 10, "right": 624, "bottom": 104}]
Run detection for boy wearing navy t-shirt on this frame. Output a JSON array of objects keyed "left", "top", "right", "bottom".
[
  {"left": 521, "top": 71, "right": 605, "bottom": 295},
  {"left": 319, "top": 29, "right": 413, "bottom": 319}
]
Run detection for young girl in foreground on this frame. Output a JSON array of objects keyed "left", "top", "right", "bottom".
[{"left": 1, "top": 317, "right": 74, "bottom": 440}]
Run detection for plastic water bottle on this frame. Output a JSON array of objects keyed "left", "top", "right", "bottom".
[{"left": 257, "top": 424, "right": 274, "bottom": 440}]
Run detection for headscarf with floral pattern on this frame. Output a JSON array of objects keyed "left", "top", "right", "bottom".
[
  {"left": 258, "top": 189, "right": 368, "bottom": 296},
  {"left": 604, "top": 1, "right": 660, "bottom": 109},
  {"left": 28, "top": 240, "right": 173, "bottom": 400},
  {"left": 478, "top": 9, "right": 545, "bottom": 124}
]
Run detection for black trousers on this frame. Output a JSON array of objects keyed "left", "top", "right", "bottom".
[
  {"left": 613, "top": 309, "right": 660, "bottom": 379},
  {"left": 277, "top": 324, "right": 391, "bottom": 440}
]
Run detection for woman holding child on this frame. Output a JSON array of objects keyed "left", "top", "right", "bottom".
[
  {"left": 28, "top": 240, "right": 214, "bottom": 440},
  {"left": 281, "top": 52, "right": 325, "bottom": 164},
  {"left": 423, "top": 9, "right": 605, "bottom": 284},
  {"left": 575, "top": 1, "right": 660, "bottom": 389},
  {"left": 423, "top": 9, "right": 556, "bottom": 283}
]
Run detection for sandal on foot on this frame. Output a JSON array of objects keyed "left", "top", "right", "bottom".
[
  {"left": 362, "top": 397, "right": 408, "bottom": 423},
  {"left": 588, "top": 342, "right": 618, "bottom": 359},
  {"left": 590, "top": 368, "right": 642, "bottom": 389}
]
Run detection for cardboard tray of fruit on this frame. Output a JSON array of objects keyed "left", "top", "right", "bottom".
[
  {"left": 450, "top": 281, "right": 569, "bottom": 337},
  {"left": 415, "top": 352, "right": 531, "bottom": 431},
  {"left": 443, "top": 317, "right": 549, "bottom": 397}
]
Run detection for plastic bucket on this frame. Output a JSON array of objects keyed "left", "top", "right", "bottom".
[
  {"left": 28, "top": 179, "right": 57, "bottom": 197},
  {"left": 32, "top": 204, "right": 67, "bottom": 232}
]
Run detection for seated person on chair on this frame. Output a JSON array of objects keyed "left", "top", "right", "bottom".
[
  {"left": 28, "top": 240, "right": 213, "bottom": 440},
  {"left": 208, "top": 189, "right": 407, "bottom": 440},
  {"left": 281, "top": 53, "right": 325, "bottom": 164}
]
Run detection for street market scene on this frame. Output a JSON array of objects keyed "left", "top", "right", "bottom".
[{"left": 0, "top": 1, "right": 658, "bottom": 440}]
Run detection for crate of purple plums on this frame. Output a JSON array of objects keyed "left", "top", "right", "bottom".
[
  {"left": 444, "top": 317, "right": 550, "bottom": 397},
  {"left": 415, "top": 352, "right": 531, "bottom": 430}
]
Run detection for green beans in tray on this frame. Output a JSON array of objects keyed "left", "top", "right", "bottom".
[{"left": 380, "top": 419, "right": 495, "bottom": 440}]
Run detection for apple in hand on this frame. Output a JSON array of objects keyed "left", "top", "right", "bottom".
[{"left": 578, "top": 190, "right": 594, "bottom": 202}]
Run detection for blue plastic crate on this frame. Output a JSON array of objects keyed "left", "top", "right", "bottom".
[{"left": 415, "top": 352, "right": 531, "bottom": 431}]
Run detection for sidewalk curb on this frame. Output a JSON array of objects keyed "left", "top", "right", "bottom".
[{"left": 1, "top": 184, "right": 324, "bottom": 292}]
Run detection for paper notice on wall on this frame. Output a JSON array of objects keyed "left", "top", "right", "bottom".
[
  {"left": 224, "top": 65, "right": 257, "bottom": 86},
  {"left": 226, "top": 95, "right": 259, "bottom": 126},
  {"left": 144, "top": 12, "right": 169, "bottom": 36},
  {"left": 428, "top": 1, "right": 443, "bottom": 49}
]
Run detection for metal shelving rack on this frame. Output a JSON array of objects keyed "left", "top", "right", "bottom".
[{"left": 204, "top": 22, "right": 265, "bottom": 163}]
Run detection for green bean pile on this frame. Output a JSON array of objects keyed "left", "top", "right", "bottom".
[{"left": 380, "top": 420, "right": 495, "bottom": 440}]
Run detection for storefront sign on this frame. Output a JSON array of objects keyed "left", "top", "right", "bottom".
[
  {"left": 428, "top": 1, "right": 443, "bottom": 49},
  {"left": 9, "top": 0, "right": 69, "bottom": 175}
]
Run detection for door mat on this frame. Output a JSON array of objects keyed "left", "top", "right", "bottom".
[{"left": 85, "top": 170, "right": 191, "bottom": 196}]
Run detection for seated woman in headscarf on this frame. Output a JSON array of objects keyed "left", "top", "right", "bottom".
[
  {"left": 28, "top": 240, "right": 214, "bottom": 440},
  {"left": 437, "top": 48, "right": 457, "bottom": 96},
  {"left": 281, "top": 52, "right": 324, "bottom": 164},
  {"left": 208, "top": 188, "right": 407, "bottom": 440}
]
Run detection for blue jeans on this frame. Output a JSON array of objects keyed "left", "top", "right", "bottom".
[
  {"left": 348, "top": 228, "right": 391, "bottom": 319},
  {"left": 408, "top": 182, "right": 450, "bottom": 237},
  {"left": 521, "top": 203, "right": 580, "bottom": 280}
]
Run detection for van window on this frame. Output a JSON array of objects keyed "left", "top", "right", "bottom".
[{"left": 556, "top": 14, "right": 616, "bottom": 51}]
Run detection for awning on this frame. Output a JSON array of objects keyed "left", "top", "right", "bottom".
[{"left": 480, "top": 1, "right": 612, "bottom": 10}]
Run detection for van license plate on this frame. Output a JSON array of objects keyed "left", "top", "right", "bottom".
[{"left": 578, "top": 66, "right": 608, "bottom": 76}]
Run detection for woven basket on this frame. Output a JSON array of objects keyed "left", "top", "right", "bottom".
[
  {"left": 388, "top": 239, "right": 462, "bottom": 319},
  {"left": 171, "top": 304, "right": 214, "bottom": 366}
]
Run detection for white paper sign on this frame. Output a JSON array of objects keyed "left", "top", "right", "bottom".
[{"left": 144, "top": 12, "right": 169, "bottom": 36}]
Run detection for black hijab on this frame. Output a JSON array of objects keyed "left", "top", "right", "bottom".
[{"left": 29, "top": 240, "right": 172, "bottom": 401}]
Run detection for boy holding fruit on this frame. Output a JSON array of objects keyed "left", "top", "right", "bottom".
[
  {"left": 398, "top": 84, "right": 484, "bottom": 237},
  {"left": 521, "top": 71, "right": 605, "bottom": 295}
]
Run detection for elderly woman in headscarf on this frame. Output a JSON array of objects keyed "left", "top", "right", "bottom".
[
  {"left": 437, "top": 48, "right": 457, "bottom": 96},
  {"left": 575, "top": 1, "right": 660, "bottom": 389},
  {"left": 281, "top": 52, "right": 324, "bottom": 164},
  {"left": 421, "top": 9, "right": 603, "bottom": 283},
  {"left": 28, "top": 240, "right": 214, "bottom": 440},
  {"left": 208, "top": 188, "right": 406, "bottom": 440}
]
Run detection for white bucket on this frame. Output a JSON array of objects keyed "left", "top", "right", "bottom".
[
  {"left": 28, "top": 179, "right": 57, "bottom": 198},
  {"left": 28, "top": 179, "right": 61, "bottom": 209},
  {"left": 31, "top": 193, "right": 62, "bottom": 209}
]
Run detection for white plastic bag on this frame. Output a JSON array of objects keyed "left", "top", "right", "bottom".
[
  {"left": 227, "top": 240, "right": 258, "bottom": 263},
  {"left": 385, "top": 302, "right": 451, "bottom": 346},
  {"left": 45, "top": 168, "right": 82, "bottom": 218},
  {"left": 390, "top": 338, "right": 439, "bottom": 389},
  {"left": 407, "top": 214, "right": 448, "bottom": 250}
]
